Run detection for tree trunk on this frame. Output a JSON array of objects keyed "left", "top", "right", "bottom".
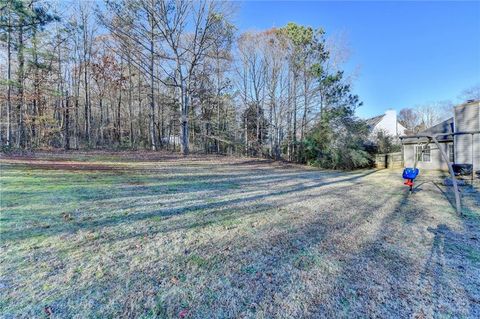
[
  {"left": 83, "top": 65, "right": 90, "bottom": 143},
  {"left": 149, "top": 17, "right": 157, "bottom": 151},
  {"left": 292, "top": 73, "right": 297, "bottom": 161},
  {"left": 128, "top": 59, "right": 134, "bottom": 147},
  {"left": 269, "top": 100, "right": 273, "bottom": 158},
  {"left": 16, "top": 23, "right": 25, "bottom": 148},
  {"left": 99, "top": 98, "right": 104, "bottom": 143},
  {"left": 6, "top": 11, "right": 12, "bottom": 146},
  {"left": 244, "top": 115, "right": 248, "bottom": 155},
  {"left": 64, "top": 94, "right": 70, "bottom": 150},
  {"left": 180, "top": 84, "right": 189, "bottom": 155},
  {"left": 300, "top": 72, "right": 308, "bottom": 162},
  {"left": 31, "top": 28, "right": 39, "bottom": 146},
  {"left": 117, "top": 89, "right": 122, "bottom": 143},
  {"left": 217, "top": 98, "right": 221, "bottom": 154},
  {"left": 137, "top": 75, "right": 143, "bottom": 143},
  {"left": 82, "top": 9, "right": 91, "bottom": 144},
  {"left": 74, "top": 96, "right": 79, "bottom": 149},
  {"left": 149, "top": 60, "right": 156, "bottom": 150}
]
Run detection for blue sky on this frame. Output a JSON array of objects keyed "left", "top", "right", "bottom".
[{"left": 234, "top": 1, "right": 480, "bottom": 118}]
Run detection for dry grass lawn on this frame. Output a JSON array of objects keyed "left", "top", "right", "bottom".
[{"left": 1, "top": 151, "right": 479, "bottom": 318}]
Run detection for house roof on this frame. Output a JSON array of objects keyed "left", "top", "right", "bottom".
[
  {"left": 365, "top": 113, "right": 407, "bottom": 136},
  {"left": 401, "top": 117, "right": 454, "bottom": 144},
  {"left": 365, "top": 114, "right": 385, "bottom": 129}
]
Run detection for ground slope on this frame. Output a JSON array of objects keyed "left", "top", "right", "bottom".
[{"left": 1, "top": 152, "right": 479, "bottom": 318}]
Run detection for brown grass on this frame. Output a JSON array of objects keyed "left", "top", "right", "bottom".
[{"left": 0, "top": 152, "right": 479, "bottom": 318}]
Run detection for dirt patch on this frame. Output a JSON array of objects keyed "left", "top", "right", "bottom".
[{"left": 0, "top": 159, "right": 125, "bottom": 171}]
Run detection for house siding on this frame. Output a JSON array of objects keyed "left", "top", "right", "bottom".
[
  {"left": 454, "top": 101, "right": 480, "bottom": 171},
  {"left": 368, "top": 110, "right": 406, "bottom": 141},
  {"left": 404, "top": 143, "right": 450, "bottom": 170},
  {"left": 372, "top": 110, "right": 404, "bottom": 136}
]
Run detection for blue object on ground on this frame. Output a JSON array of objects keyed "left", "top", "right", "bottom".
[{"left": 403, "top": 168, "right": 419, "bottom": 180}]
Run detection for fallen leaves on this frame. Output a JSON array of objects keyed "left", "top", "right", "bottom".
[
  {"left": 44, "top": 305, "right": 53, "bottom": 316},
  {"left": 178, "top": 308, "right": 189, "bottom": 318}
]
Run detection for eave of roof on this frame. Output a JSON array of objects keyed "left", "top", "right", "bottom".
[
  {"left": 365, "top": 114, "right": 385, "bottom": 128},
  {"left": 401, "top": 137, "right": 453, "bottom": 145},
  {"left": 401, "top": 117, "right": 454, "bottom": 144}
]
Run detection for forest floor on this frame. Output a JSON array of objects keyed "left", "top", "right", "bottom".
[{"left": 1, "top": 151, "right": 479, "bottom": 318}]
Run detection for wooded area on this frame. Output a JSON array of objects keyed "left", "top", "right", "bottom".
[
  {"left": 1, "top": 0, "right": 477, "bottom": 169},
  {"left": 1, "top": 0, "right": 372, "bottom": 168}
]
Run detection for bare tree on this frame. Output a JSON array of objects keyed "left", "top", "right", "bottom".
[
  {"left": 398, "top": 108, "right": 420, "bottom": 134},
  {"left": 416, "top": 101, "right": 451, "bottom": 129},
  {"left": 0, "top": 0, "right": 369, "bottom": 166},
  {"left": 79, "top": 3, "right": 94, "bottom": 144},
  {"left": 458, "top": 84, "right": 480, "bottom": 102},
  {"left": 4, "top": 1, "right": 13, "bottom": 146},
  {"left": 153, "top": 0, "right": 231, "bottom": 155}
]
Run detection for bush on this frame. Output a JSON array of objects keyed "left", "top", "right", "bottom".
[
  {"left": 303, "top": 108, "right": 371, "bottom": 170},
  {"left": 372, "top": 130, "right": 401, "bottom": 154}
]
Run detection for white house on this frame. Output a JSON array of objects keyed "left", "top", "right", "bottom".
[{"left": 366, "top": 109, "right": 406, "bottom": 139}]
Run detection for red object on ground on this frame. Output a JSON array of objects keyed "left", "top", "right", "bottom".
[{"left": 404, "top": 179, "right": 414, "bottom": 187}]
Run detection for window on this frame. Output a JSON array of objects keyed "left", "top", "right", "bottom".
[
  {"left": 448, "top": 143, "right": 454, "bottom": 163},
  {"left": 415, "top": 145, "right": 431, "bottom": 162}
]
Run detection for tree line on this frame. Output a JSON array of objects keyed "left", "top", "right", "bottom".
[{"left": 3, "top": 0, "right": 475, "bottom": 168}]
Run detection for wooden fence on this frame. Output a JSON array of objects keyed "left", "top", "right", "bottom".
[{"left": 374, "top": 152, "right": 403, "bottom": 169}]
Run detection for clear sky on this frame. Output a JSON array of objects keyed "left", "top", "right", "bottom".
[{"left": 234, "top": 0, "right": 480, "bottom": 118}]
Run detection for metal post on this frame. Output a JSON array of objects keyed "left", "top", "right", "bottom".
[
  {"left": 400, "top": 131, "right": 480, "bottom": 215},
  {"left": 472, "top": 133, "right": 474, "bottom": 184},
  {"left": 431, "top": 136, "right": 462, "bottom": 214}
]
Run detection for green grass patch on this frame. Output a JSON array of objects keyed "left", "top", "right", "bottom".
[{"left": 186, "top": 254, "right": 210, "bottom": 268}]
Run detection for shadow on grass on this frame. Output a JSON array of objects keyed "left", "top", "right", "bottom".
[
  {"left": 1, "top": 169, "right": 378, "bottom": 243},
  {"left": 20, "top": 178, "right": 388, "bottom": 318},
  {"left": 318, "top": 184, "right": 479, "bottom": 317},
  {"left": 3, "top": 160, "right": 478, "bottom": 318},
  {"left": 0, "top": 168, "right": 342, "bottom": 205},
  {"left": 420, "top": 224, "right": 480, "bottom": 317}
]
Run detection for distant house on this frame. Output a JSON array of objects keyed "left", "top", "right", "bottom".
[
  {"left": 366, "top": 109, "right": 406, "bottom": 140},
  {"left": 401, "top": 100, "right": 480, "bottom": 171}
]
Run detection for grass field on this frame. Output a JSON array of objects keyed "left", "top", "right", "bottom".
[{"left": 1, "top": 151, "right": 479, "bottom": 318}]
